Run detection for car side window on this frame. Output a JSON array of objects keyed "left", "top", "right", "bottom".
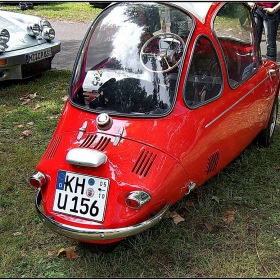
[
  {"left": 214, "top": 3, "right": 258, "bottom": 88},
  {"left": 184, "top": 36, "right": 223, "bottom": 108}
]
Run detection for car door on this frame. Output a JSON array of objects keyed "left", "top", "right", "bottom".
[{"left": 181, "top": 2, "right": 273, "bottom": 187}]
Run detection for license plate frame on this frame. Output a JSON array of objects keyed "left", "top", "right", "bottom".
[
  {"left": 53, "top": 170, "right": 110, "bottom": 222},
  {"left": 25, "top": 48, "right": 52, "bottom": 64}
]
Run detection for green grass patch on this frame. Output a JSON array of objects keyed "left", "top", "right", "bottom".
[{"left": 0, "top": 2, "right": 102, "bottom": 22}]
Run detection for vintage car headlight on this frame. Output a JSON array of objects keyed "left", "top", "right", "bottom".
[
  {"left": 40, "top": 19, "right": 52, "bottom": 28},
  {"left": 39, "top": 20, "right": 55, "bottom": 41},
  {"left": 27, "top": 23, "right": 40, "bottom": 37},
  {"left": 0, "top": 29, "right": 10, "bottom": 44},
  {"left": 41, "top": 27, "right": 55, "bottom": 41}
]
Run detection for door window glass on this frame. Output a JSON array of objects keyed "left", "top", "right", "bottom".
[
  {"left": 184, "top": 36, "right": 222, "bottom": 108},
  {"left": 214, "top": 3, "right": 258, "bottom": 88}
]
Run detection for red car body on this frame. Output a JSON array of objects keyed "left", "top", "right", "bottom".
[{"left": 30, "top": 2, "right": 279, "bottom": 251}]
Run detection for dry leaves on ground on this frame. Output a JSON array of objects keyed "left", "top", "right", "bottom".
[
  {"left": 19, "top": 93, "right": 41, "bottom": 110},
  {"left": 204, "top": 222, "right": 213, "bottom": 231},
  {"left": 185, "top": 200, "right": 195, "bottom": 207},
  {"left": 168, "top": 211, "right": 185, "bottom": 225},
  {"left": 56, "top": 246, "right": 80, "bottom": 259},
  {"left": 22, "top": 130, "right": 32, "bottom": 138},
  {"left": 222, "top": 209, "right": 237, "bottom": 224}
]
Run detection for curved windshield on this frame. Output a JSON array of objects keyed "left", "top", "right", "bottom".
[{"left": 70, "top": 2, "right": 193, "bottom": 116}]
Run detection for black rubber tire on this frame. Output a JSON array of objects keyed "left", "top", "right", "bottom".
[{"left": 257, "top": 95, "right": 278, "bottom": 147}]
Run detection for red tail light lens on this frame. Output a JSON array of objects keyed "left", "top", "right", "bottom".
[
  {"left": 125, "top": 191, "right": 151, "bottom": 209},
  {"left": 29, "top": 171, "right": 46, "bottom": 188},
  {"left": 126, "top": 198, "right": 140, "bottom": 209}
]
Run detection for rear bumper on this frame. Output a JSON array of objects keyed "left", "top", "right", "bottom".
[{"left": 35, "top": 190, "right": 170, "bottom": 241}]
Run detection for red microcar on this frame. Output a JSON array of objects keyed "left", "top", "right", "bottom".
[{"left": 30, "top": 2, "right": 279, "bottom": 252}]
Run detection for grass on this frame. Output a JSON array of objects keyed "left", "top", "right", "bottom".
[
  {"left": 0, "top": 2, "right": 280, "bottom": 278},
  {"left": 0, "top": 72, "right": 280, "bottom": 279},
  {"left": 0, "top": 2, "right": 102, "bottom": 22}
]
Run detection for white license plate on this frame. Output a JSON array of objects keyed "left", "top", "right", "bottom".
[
  {"left": 53, "top": 170, "right": 109, "bottom": 222},
  {"left": 25, "top": 48, "right": 52, "bottom": 64}
]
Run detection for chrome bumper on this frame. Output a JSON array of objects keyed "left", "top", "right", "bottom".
[
  {"left": 0, "top": 40, "right": 61, "bottom": 81},
  {"left": 35, "top": 190, "right": 170, "bottom": 241}
]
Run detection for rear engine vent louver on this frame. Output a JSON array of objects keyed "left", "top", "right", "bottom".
[
  {"left": 207, "top": 151, "right": 220, "bottom": 174},
  {"left": 80, "top": 134, "right": 110, "bottom": 151},
  {"left": 44, "top": 136, "right": 62, "bottom": 159},
  {"left": 79, "top": 134, "right": 97, "bottom": 148},
  {"left": 132, "top": 149, "right": 157, "bottom": 177}
]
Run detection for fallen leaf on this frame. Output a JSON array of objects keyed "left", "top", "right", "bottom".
[
  {"left": 223, "top": 210, "right": 236, "bottom": 216},
  {"left": 56, "top": 247, "right": 65, "bottom": 257},
  {"left": 222, "top": 209, "right": 237, "bottom": 224},
  {"left": 173, "top": 215, "right": 185, "bottom": 225},
  {"left": 17, "top": 124, "right": 25, "bottom": 128},
  {"left": 27, "top": 122, "right": 34, "bottom": 126},
  {"left": 49, "top": 116, "right": 58, "bottom": 119},
  {"left": 29, "top": 92, "right": 37, "bottom": 99},
  {"left": 20, "top": 94, "right": 30, "bottom": 100},
  {"left": 223, "top": 215, "right": 235, "bottom": 224},
  {"left": 22, "top": 130, "right": 32, "bottom": 137},
  {"left": 185, "top": 200, "right": 195, "bottom": 207},
  {"left": 55, "top": 248, "right": 65, "bottom": 257},
  {"left": 211, "top": 196, "right": 220, "bottom": 203},
  {"left": 273, "top": 166, "right": 280, "bottom": 170},
  {"left": 32, "top": 105, "right": 41, "bottom": 110},
  {"left": 12, "top": 232, "right": 22, "bottom": 236},
  {"left": 21, "top": 100, "right": 30, "bottom": 105},
  {"left": 169, "top": 211, "right": 185, "bottom": 225},
  {"left": 65, "top": 247, "right": 80, "bottom": 259},
  {"left": 56, "top": 246, "right": 80, "bottom": 259},
  {"left": 204, "top": 222, "right": 212, "bottom": 231}
]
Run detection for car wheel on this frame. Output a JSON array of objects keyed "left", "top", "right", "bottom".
[{"left": 257, "top": 95, "right": 278, "bottom": 147}]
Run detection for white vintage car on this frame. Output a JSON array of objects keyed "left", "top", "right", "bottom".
[{"left": 0, "top": 10, "right": 61, "bottom": 81}]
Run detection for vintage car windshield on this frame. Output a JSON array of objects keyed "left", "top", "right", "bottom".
[{"left": 71, "top": 2, "right": 193, "bottom": 116}]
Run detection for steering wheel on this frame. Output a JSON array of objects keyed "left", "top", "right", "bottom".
[{"left": 140, "top": 32, "right": 185, "bottom": 73}]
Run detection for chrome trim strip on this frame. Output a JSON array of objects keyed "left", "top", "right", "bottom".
[
  {"left": 205, "top": 77, "right": 269, "bottom": 128},
  {"left": 35, "top": 190, "right": 170, "bottom": 241}
]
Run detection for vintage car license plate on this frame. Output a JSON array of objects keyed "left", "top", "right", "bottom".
[
  {"left": 25, "top": 48, "right": 52, "bottom": 64},
  {"left": 53, "top": 170, "right": 109, "bottom": 222}
]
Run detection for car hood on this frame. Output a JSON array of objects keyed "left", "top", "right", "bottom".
[{"left": 0, "top": 10, "right": 47, "bottom": 52}]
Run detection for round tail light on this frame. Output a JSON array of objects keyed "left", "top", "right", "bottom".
[
  {"left": 125, "top": 191, "right": 151, "bottom": 209},
  {"left": 29, "top": 171, "right": 46, "bottom": 188}
]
